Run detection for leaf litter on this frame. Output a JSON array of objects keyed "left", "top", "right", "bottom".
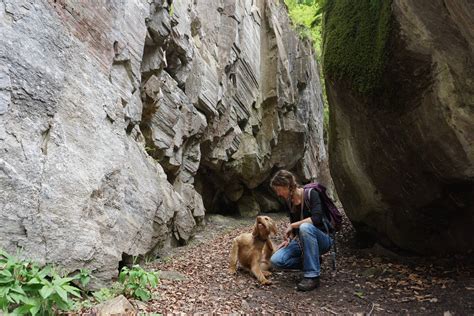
[
  {"left": 77, "top": 212, "right": 474, "bottom": 314},
  {"left": 137, "top": 212, "right": 474, "bottom": 315}
]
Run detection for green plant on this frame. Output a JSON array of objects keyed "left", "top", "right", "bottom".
[
  {"left": 91, "top": 281, "right": 125, "bottom": 304},
  {"left": 0, "top": 249, "right": 84, "bottom": 315},
  {"left": 76, "top": 269, "right": 91, "bottom": 288},
  {"left": 118, "top": 265, "right": 159, "bottom": 301},
  {"left": 71, "top": 298, "right": 94, "bottom": 311},
  {"left": 145, "top": 146, "right": 156, "bottom": 154},
  {"left": 92, "top": 286, "right": 117, "bottom": 303}
]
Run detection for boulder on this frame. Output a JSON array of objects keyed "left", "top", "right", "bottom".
[
  {"left": 238, "top": 194, "right": 261, "bottom": 218},
  {"left": 94, "top": 295, "right": 135, "bottom": 316},
  {"left": 324, "top": 0, "right": 474, "bottom": 254}
]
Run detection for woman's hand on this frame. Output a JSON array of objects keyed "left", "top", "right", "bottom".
[
  {"left": 278, "top": 223, "right": 297, "bottom": 249},
  {"left": 284, "top": 223, "right": 294, "bottom": 239},
  {"left": 277, "top": 239, "right": 289, "bottom": 249}
]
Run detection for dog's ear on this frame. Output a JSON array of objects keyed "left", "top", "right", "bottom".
[
  {"left": 252, "top": 224, "right": 259, "bottom": 237},
  {"left": 269, "top": 221, "right": 277, "bottom": 236}
]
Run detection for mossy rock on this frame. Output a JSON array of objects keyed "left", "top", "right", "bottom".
[{"left": 322, "top": 0, "right": 393, "bottom": 95}]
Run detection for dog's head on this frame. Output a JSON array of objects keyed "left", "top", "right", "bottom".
[{"left": 252, "top": 215, "right": 277, "bottom": 239}]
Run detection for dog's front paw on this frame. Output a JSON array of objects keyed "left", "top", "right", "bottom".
[
  {"left": 260, "top": 278, "right": 272, "bottom": 285},
  {"left": 262, "top": 271, "right": 272, "bottom": 277},
  {"left": 229, "top": 267, "right": 237, "bottom": 274}
]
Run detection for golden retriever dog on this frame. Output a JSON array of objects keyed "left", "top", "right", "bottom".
[{"left": 229, "top": 215, "right": 277, "bottom": 285}]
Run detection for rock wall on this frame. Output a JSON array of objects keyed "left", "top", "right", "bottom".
[
  {"left": 0, "top": 0, "right": 327, "bottom": 284},
  {"left": 139, "top": 0, "right": 329, "bottom": 216},
  {"left": 324, "top": 0, "right": 473, "bottom": 254}
]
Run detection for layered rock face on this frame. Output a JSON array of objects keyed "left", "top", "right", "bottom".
[
  {"left": 0, "top": 0, "right": 327, "bottom": 284},
  {"left": 144, "top": 0, "right": 329, "bottom": 215},
  {"left": 325, "top": 0, "right": 473, "bottom": 254}
]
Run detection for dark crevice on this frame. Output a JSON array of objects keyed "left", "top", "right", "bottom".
[
  {"left": 237, "top": 118, "right": 248, "bottom": 131},
  {"left": 118, "top": 252, "right": 134, "bottom": 273},
  {"left": 195, "top": 166, "right": 239, "bottom": 216},
  {"left": 125, "top": 122, "right": 134, "bottom": 135},
  {"left": 40, "top": 125, "right": 52, "bottom": 155},
  {"left": 105, "top": 113, "right": 115, "bottom": 124}
]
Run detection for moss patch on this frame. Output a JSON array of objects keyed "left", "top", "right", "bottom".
[{"left": 322, "top": 0, "right": 392, "bottom": 95}]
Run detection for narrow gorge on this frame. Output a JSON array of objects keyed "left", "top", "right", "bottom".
[{"left": 0, "top": 0, "right": 472, "bottom": 289}]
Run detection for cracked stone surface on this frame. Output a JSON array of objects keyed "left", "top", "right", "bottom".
[{"left": 0, "top": 0, "right": 327, "bottom": 284}]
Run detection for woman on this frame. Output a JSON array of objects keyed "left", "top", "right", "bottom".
[{"left": 270, "top": 170, "right": 333, "bottom": 291}]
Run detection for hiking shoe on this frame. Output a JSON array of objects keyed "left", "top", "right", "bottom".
[{"left": 297, "top": 277, "right": 320, "bottom": 291}]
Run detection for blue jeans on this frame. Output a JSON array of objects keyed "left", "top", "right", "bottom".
[{"left": 270, "top": 223, "right": 333, "bottom": 278}]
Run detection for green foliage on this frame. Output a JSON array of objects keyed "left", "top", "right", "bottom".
[
  {"left": 285, "top": 0, "right": 331, "bottom": 142},
  {"left": 284, "top": 0, "right": 326, "bottom": 55},
  {"left": 0, "top": 250, "right": 160, "bottom": 314},
  {"left": 90, "top": 264, "right": 159, "bottom": 304},
  {"left": 0, "top": 249, "right": 86, "bottom": 315},
  {"left": 145, "top": 146, "right": 156, "bottom": 154},
  {"left": 118, "top": 265, "right": 159, "bottom": 301},
  {"left": 76, "top": 269, "right": 91, "bottom": 288},
  {"left": 322, "top": 0, "right": 392, "bottom": 95},
  {"left": 91, "top": 282, "right": 124, "bottom": 303},
  {"left": 92, "top": 288, "right": 114, "bottom": 303}
]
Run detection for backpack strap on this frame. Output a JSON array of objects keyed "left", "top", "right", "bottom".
[
  {"left": 304, "top": 186, "right": 337, "bottom": 271},
  {"left": 303, "top": 187, "right": 332, "bottom": 234}
]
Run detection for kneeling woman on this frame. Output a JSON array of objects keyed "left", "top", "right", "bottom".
[{"left": 270, "top": 170, "right": 333, "bottom": 291}]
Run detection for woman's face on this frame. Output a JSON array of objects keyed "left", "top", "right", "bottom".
[{"left": 273, "top": 185, "right": 290, "bottom": 199}]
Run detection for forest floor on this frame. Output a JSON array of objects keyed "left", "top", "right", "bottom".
[{"left": 137, "top": 212, "right": 474, "bottom": 315}]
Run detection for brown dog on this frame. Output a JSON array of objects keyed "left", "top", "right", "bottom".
[{"left": 229, "top": 215, "right": 277, "bottom": 285}]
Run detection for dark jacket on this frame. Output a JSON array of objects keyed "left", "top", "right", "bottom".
[{"left": 286, "top": 189, "right": 329, "bottom": 233}]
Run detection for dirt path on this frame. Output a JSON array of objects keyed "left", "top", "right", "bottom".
[{"left": 142, "top": 213, "right": 474, "bottom": 315}]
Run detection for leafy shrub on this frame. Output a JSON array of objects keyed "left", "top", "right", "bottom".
[
  {"left": 91, "top": 282, "right": 124, "bottom": 303},
  {"left": 118, "top": 265, "right": 159, "bottom": 301},
  {"left": 76, "top": 269, "right": 91, "bottom": 288},
  {"left": 0, "top": 248, "right": 160, "bottom": 315},
  {"left": 0, "top": 249, "right": 86, "bottom": 315}
]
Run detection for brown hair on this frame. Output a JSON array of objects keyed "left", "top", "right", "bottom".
[{"left": 270, "top": 170, "right": 298, "bottom": 195}]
